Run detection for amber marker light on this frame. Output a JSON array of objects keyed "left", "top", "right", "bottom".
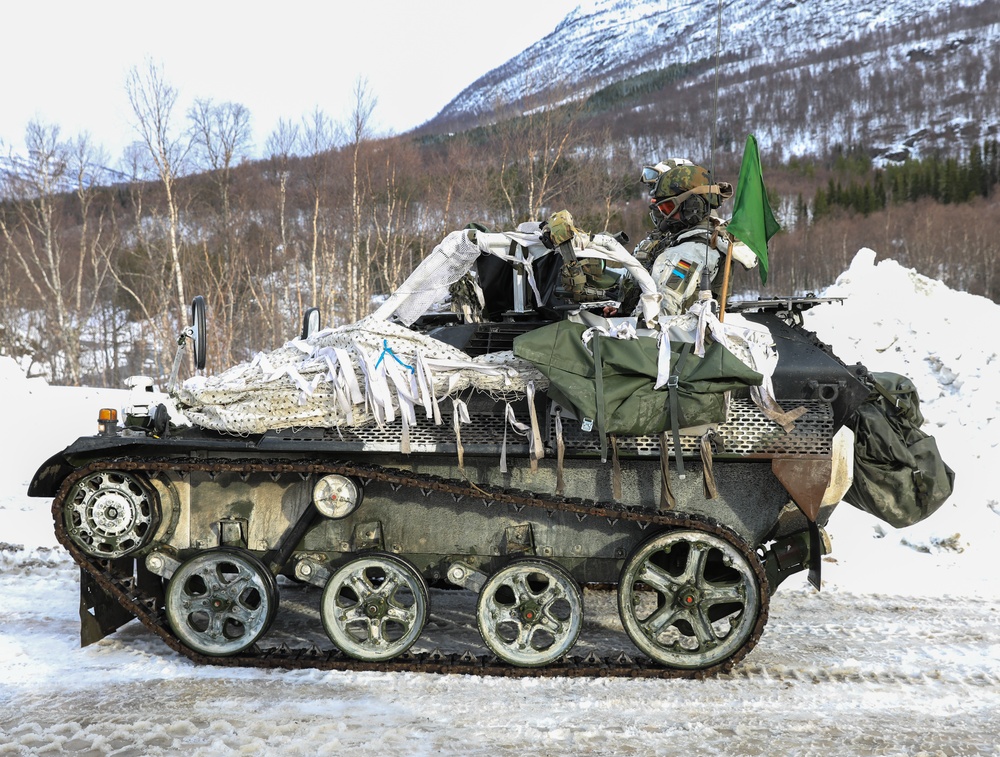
[{"left": 98, "top": 408, "right": 119, "bottom": 435}]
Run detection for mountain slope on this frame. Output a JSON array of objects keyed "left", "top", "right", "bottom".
[{"left": 427, "top": 0, "right": 1000, "bottom": 161}]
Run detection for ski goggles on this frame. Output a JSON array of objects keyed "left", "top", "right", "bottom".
[
  {"left": 649, "top": 183, "right": 733, "bottom": 215},
  {"left": 651, "top": 196, "right": 680, "bottom": 218},
  {"left": 640, "top": 165, "right": 661, "bottom": 185}
]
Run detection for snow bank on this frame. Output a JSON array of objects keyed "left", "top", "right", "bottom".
[
  {"left": 803, "top": 249, "right": 1000, "bottom": 596},
  {"left": 0, "top": 359, "right": 129, "bottom": 549}
]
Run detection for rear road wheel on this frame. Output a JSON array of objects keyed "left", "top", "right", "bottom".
[{"left": 618, "top": 529, "right": 762, "bottom": 669}]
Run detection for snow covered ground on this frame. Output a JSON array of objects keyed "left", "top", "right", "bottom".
[{"left": 1, "top": 249, "right": 999, "bottom": 756}]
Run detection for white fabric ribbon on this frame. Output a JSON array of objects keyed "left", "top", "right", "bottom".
[
  {"left": 654, "top": 330, "right": 673, "bottom": 390},
  {"left": 500, "top": 402, "right": 532, "bottom": 473},
  {"left": 452, "top": 398, "right": 470, "bottom": 469}
]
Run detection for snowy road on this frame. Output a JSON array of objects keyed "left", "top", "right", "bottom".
[{"left": 1, "top": 551, "right": 998, "bottom": 756}]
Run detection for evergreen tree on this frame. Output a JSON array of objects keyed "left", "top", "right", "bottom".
[
  {"left": 968, "top": 142, "right": 986, "bottom": 198},
  {"left": 813, "top": 186, "right": 829, "bottom": 222},
  {"left": 941, "top": 158, "right": 960, "bottom": 204},
  {"left": 927, "top": 157, "right": 942, "bottom": 202},
  {"left": 873, "top": 170, "right": 886, "bottom": 209},
  {"left": 986, "top": 139, "right": 999, "bottom": 192},
  {"left": 861, "top": 184, "right": 874, "bottom": 215}
]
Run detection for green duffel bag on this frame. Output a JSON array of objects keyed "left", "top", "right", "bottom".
[
  {"left": 843, "top": 372, "right": 955, "bottom": 528},
  {"left": 512, "top": 320, "right": 763, "bottom": 437}
]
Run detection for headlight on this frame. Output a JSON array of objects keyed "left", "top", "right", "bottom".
[{"left": 312, "top": 475, "right": 363, "bottom": 519}]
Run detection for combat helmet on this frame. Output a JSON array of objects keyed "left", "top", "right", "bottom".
[
  {"left": 649, "top": 164, "right": 733, "bottom": 234},
  {"left": 639, "top": 157, "right": 694, "bottom": 189}
]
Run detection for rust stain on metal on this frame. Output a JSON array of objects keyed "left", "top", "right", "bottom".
[{"left": 771, "top": 458, "right": 833, "bottom": 521}]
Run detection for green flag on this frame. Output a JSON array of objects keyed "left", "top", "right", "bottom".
[{"left": 727, "top": 134, "right": 781, "bottom": 284}]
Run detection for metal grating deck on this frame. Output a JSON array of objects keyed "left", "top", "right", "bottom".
[
  {"left": 265, "top": 398, "right": 833, "bottom": 459},
  {"left": 555, "top": 399, "right": 833, "bottom": 457}
]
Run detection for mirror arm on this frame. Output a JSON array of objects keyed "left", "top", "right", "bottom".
[{"left": 166, "top": 326, "right": 194, "bottom": 394}]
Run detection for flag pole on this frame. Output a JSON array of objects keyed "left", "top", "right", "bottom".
[{"left": 718, "top": 237, "right": 734, "bottom": 322}]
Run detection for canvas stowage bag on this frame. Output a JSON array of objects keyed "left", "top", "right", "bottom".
[
  {"left": 843, "top": 372, "right": 955, "bottom": 528},
  {"left": 512, "top": 320, "right": 763, "bottom": 437}
]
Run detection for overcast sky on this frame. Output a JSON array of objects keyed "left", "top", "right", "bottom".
[{"left": 1, "top": 0, "right": 582, "bottom": 163}]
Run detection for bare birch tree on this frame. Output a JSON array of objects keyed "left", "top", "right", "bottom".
[
  {"left": 0, "top": 122, "right": 111, "bottom": 384},
  {"left": 300, "top": 107, "right": 338, "bottom": 320},
  {"left": 260, "top": 118, "right": 301, "bottom": 340},
  {"left": 126, "top": 60, "right": 190, "bottom": 322},
  {"left": 67, "top": 133, "right": 116, "bottom": 383},
  {"left": 107, "top": 142, "right": 177, "bottom": 380},
  {"left": 369, "top": 150, "right": 419, "bottom": 298},
  {"left": 188, "top": 98, "right": 252, "bottom": 255},
  {"left": 187, "top": 98, "right": 254, "bottom": 366},
  {"left": 347, "top": 77, "right": 377, "bottom": 322},
  {"left": 265, "top": 118, "right": 299, "bottom": 271}
]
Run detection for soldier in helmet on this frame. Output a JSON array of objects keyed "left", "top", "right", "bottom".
[
  {"left": 618, "top": 162, "right": 758, "bottom": 318},
  {"left": 632, "top": 158, "right": 695, "bottom": 268},
  {"left": 609, "top": 159, "right": 694, "bottom": 317},
  {"left": 646, "top": 163, "right": 741, "bottom": 315},
  {"left": 611, "top": 160, "right": 759, "bottom": 319}
]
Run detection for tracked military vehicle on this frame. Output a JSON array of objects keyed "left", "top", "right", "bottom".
[{"left": 30, "top": 223, "right": 882, "bottom": 678}]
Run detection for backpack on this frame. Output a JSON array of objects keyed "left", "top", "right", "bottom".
[{"left": 843, "top": 372, "right": 955, "bottom": 528}]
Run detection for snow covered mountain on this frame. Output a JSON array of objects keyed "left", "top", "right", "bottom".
[{"left": 428, "top": 0, "right": 1000, "bottom": 161}]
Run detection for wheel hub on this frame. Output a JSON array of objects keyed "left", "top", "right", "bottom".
[
  {"left": 90, "top": 493, "right": 136, "bottom": 536},
  {"left": 211, "top": 597, "right": 232, "bottom": 612},
  {"left": 677, "top": 585, "right": 701, "bottom": 608},
  {"left": 364, "top": 598, "right": 388, "bottom": 619},
  {"left": 518, "top": 600, "right": 543, "bottom": 624}
]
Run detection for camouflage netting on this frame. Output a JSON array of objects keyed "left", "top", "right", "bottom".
[
  {"left": 175, "top": 317, "right": 546, "bottom": 435},
  {"left": 174, "top": 229, "right": 551, "bottom": 435},
  {"left": 370, "top": 229, "right": 483, "bottom": 326}
]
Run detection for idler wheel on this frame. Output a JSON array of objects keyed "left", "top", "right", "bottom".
[
  {"left": 476, "top": 558, "right": 583, "bottom": 667},
  {"left": 165, "top": 548, "right": 278, "bottom": 657},
  {"left": 321, "top": 553, "right": 428, "bottom": 661},
  {"left": 63, "top": 470, "right": 158, "bottom": 559},
  {"left": 617, "top": 529, "right": 761, "bottom": 669}
]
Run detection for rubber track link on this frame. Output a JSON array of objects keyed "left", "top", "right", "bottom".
[{"left": 51, "top": 456, "right": 771, "bottom": 679}]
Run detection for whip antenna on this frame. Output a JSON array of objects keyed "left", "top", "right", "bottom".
[
  {"left": 709, "top": 0, "right": 724, "bottom": 180},
  {"left": 700, "top": 0, "right": 727, "bottom": 299}
]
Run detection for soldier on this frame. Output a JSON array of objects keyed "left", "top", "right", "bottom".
[
  {"left": 632, "top": 158, "right": 695, "bottom": 269},
  {"left": 620, "top": 163, "right": 758, "bottom": 318},
  {"left": 647, "top": 164, "right": 734, "bottom": 314},
  {"left": 607, "top": 159, "right": 689, "bottom": 317}
]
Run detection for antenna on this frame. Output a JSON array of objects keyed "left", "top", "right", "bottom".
[
  {"left": 710, "top": 0, "right": 724, "bottom": 181},
  {"left": 700, "top": 0, "right": 727, "bottom": 302}
]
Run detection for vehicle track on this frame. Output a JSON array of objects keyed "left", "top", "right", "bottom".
[{"left": 50, "top": 456, "right": 772, "bottom": 679}]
